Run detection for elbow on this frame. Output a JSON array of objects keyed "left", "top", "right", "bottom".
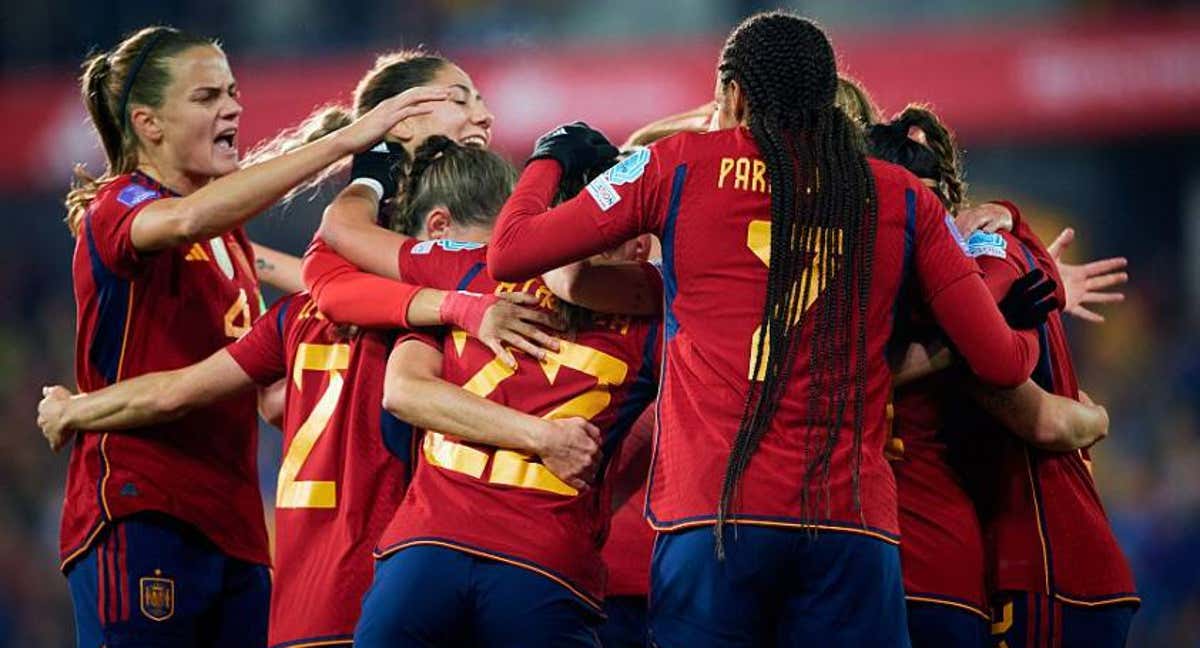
[{"left": 381, "top": 378, "right": 421, "bottom": 421}]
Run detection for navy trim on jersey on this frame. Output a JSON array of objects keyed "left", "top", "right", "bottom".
[
  {"left": 270, "top": 632, "right": 353, "bottom": 648},
  {"left": 887, "top": 188, "right": 920, "bottom": 357},
  {"left": 660, "top": 164, "right": 688, "bottom": 342},
  {"left": 599, "top": 319, "right": 661, "bottom": 479},
  {"left": 456, "top": 262, "right": 485, "bottom": 291},
  {"left": 275, "top": 298, "right": 291, "bottom": 338},
  {"left": 84, "top": 215, "right": 132, "bottom": 384},
  {"left": 1015, "top": 240, "right": 1059, "bottom": 613},
  {"left": 380, "top": 410, "right": 415, "bottom": 469}
]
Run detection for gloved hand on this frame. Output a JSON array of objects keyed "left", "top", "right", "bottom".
[
  {"left": 349, "top": 140, "right": 408, "bottom": 202},
  {"left": 998, "top": 268, "right": 1059, "bottom": 329},
  {"left": 529, "top": 121, "right": 620, "bottom": 182}
]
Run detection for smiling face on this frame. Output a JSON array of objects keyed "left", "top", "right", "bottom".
[
  {"left": 393, "top": 63, "right": 494, "bottom": 151},
  {"left": 131, "top": 45, "right": 242, "bottom": 183}
]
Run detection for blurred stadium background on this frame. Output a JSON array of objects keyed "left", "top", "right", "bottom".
[{"left": 1, "top": 0, "right": 1198, "bottom": 645}]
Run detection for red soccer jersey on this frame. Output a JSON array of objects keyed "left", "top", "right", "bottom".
[
  {"left": 63, "top": 172, "right": 268, "bottom": 569},
  {"left": 374, "top": 240, "right": 661, "bottom": 609},
  {"left": 227, "top": 292, "right": 412, "bottom": 648},
  {"left": 489, "top": 128, "right": 1038, "bottom": 542},
  {"left": 954, "top": 221, "right": 1138, "bottom": 607},
  {"left": 890, "top": 320, "right": 988, "bottom": 618},
  {"left": 601, "top": 407, "right": 656, "bottom": 598}
]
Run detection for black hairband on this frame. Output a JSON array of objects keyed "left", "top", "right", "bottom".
[{"left": 117, "top": 31, "right": 167, "bottom": 127}]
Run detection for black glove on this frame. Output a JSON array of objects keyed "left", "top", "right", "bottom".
[
  {"left": 350, "top": 140, "right": 408, "bottom": 202},
  {"left": 998, "top": 268, "right": 1058, "bottom": 329},
  {"left": 529, "top": 121, "right": 620, "bottom": 181}
]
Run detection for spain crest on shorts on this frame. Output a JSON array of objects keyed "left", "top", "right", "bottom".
[{"left": 139, "top": 575, "right": 175, "bottom": 621}]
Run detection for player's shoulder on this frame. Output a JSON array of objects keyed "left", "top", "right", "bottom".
[
  {"left": 867, "top": 157, "right": 924, "bottom": 191},
  {"left": 648, "top": 127, "right": 755, "bottom": 164},
  {"left": 407, "top": 238, "right": 488, "bottom": 259},
  {"left": 91, "top": 172, "right": 169, "bottom": 217}
]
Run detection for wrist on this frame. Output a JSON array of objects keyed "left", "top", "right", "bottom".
[{"left": 524, "top": 418, "right": 554, "bottom": 456}]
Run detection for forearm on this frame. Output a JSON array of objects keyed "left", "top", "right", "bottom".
[
  {"left": 173, "top": 135, "right": 349, "bottom": 244},
  {"left": 302, "top": 239, "right": 421, "bottom": 328},
  {"left": 385, "top": 375, "right": 546, "bottom": 453},
  {"left": 544, "top": 260, "right": 662, "bottom": 315},
  {"left": 891, "top": 340, "right": 954, "bottom": 388},
  {"left": 316, "top": 185, "right": 408, "bottom": 279},
  {"left": 968, "top": 380, "right": 1103, "bottom": 451},
  {"left": 63, "top": 372, "right": 189, "bottom": 430},
  {"left": 929, "top": 274, "right": 1038, "bottom": 387},
  {"left": 488, "top": 160, "right": 615, "bottom": 281},
  {"left": 251, "top": 243, "right": 304, "bottom": 293}
]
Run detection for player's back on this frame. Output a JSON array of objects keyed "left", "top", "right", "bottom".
[
  {"left": 64, "top": 171, "right": 267, "bottom": 569},
  {"left": 264, "top": 293, "right": 412, "bottom": 647},
  {"left": 375, "top": 240, "right": 660, "bottom": 609},
  {"left": 645, "top": 128, "right": 975, "bottom": 539}
]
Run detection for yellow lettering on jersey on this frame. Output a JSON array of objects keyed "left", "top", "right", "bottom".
[
  {"left": 719, "top": 158, "right": 735, "bottom": 188},
  {"left": 735, "top": 158, "right": 751, "bottom": 191},
  {"left": 752, "top": 159, "right": 768, "bottom": 193},
  {"left": 223, "top": 288, "right": 252, "bottom": 339},
  {"left": 277, "top": 342, "right": 351, "bottom": 509},
  {"left": 719, "top": 157, "right": 770, "bottom": 194},
  {"left": 991, "top": 600, "right": 1013, "bottom": 648}
]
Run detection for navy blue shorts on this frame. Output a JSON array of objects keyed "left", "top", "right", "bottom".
[
  {"left": 598, "top": 596, "right": 648, "bottom": 648},
  {"left": 65, "top": 512, "right": 269, "bottom": 648},
  {"left": 354, "top": 544, "right": 600, "bottom": 647},
  {"left": 990, "top": 591, "right": 1135, "bottom": 648},
  {"left": 649, "top": 525, "right": 909, "bottom": 647},
  {"left": 906, "top": 600, "right": 989, "bottom": 648}
]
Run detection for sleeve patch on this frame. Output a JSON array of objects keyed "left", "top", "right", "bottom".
[
  {"left": 586, "top": 176, "right": 622, "bottom": 211},
  {"left": 966, "top": 231, "right": 1008, "bottom": 259},
  {"left": 117, "top": 183, "right": 160, "bottom": 208},
  {"left": 585, "top": 147, "right": 651, "bottom": 212},
  {"left": 411, "top": 239, "right": 485, "bottom": 255},
  {"left": 606, "top": 147, "right": 651, "bottom": 185},
  {"left": 944, "top": 213, "right": 969, "bottom": 255}
]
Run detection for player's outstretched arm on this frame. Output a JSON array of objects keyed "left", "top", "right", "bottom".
[
  {"left": 36, "top": 350, "right": 256, "bottom": 452},
  {"left": 129, "top": 88, "right": 448, "bottom": 253},
  {"left": 250, "top": 242, "right": 304, "bottom": 294},
  {"left": 384, "top": 339, "right": 602, "bottom": 490},
  {"left": 967, "top": 381, "right": 1109, "bottom": 451}
]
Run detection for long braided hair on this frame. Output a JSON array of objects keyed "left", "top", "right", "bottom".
[{"left": 715, "top": 12, "right": 878, "bottom": 554}]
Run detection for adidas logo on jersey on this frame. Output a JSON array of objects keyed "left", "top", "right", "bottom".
[{"left": 185, "top": 243, "right": 210, "bottom": 262}]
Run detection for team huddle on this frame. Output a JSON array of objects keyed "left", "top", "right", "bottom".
[{"left": 35, "top": 10, "right": 1138, "bottom": 648}]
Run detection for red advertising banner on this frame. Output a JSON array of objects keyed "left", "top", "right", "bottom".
[{"left": 3, "top": 12, "right": 1198, "bottom": 190}]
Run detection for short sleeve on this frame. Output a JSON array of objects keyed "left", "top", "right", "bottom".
[
  {"left": 227, "top": 297, "right": 290, "bottom": 385},
  {"left": 910, "top": 181, "right": 982, "bottom": 302},
  {"left": 394, "top": 329, "right": 443, "bottom": 352},
  {"left": 85, "top": 181, "right": 164, "bottom": 278}
]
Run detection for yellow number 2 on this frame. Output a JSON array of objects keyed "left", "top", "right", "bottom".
[
  {"left": 276, "top": 343, "right": 350, "bottom": 509},
  {"left": 423, "top": 338, "right": 629, "bottom": 497},
  {"left": 745, "top": 220, "right": 841, "bottom": 380}
]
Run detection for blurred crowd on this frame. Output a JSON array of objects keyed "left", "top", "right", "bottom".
[{"left": 1, "top": 1, "right": 1197, "bottom": 646}]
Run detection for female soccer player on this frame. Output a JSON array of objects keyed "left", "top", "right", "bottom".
[
  {"left": 40, "top": 147, "right": 573, "bottom": 648},
  {"left": 863, "top": 107, "right": 1115, "bottom": 647},
  {"left": 300, "top": 136, "right": 660, "bottom": 646},
  {"left": 60, "top": 25, "right": 442, "bottom": 647},
  {"left": 871, "top": 108, "right": 1139, "bottom": 648},
  {"left": 485, "top": 12, "right": 1055, "bottom": 646}
]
